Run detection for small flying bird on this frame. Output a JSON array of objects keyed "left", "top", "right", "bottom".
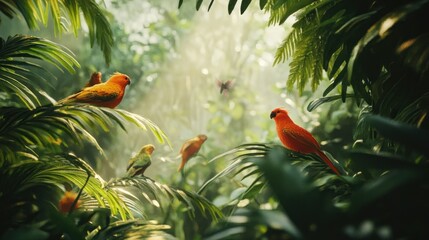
[
  {"left": 58, "top": 72, "right": 131, "bottom": 108},
  {"left": 85, "top": 72, "right": 102, "bottom": 87},
  {"left": 178, "top": 134, "right": 208, "bottom": 173},
  {"left": 217, "top": 80, "right": 233, "bottom": 95},
  {"left": 270, "top": 107, "right": 341, "bottom": 175},
  {"left": 126, "top": 144, "right": 155, "bottom": 177}
]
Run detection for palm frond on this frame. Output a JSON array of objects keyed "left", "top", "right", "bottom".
[
  {"left": 75, "top": 0, "right": 114, "bottom": 64},
  {"left": 86, "top": 219, "right": 175, "bottom": 240},
  {"left": 0, "top": 1, "right": 15, "bottom": 19},
  {"left": 0, "top": 0, "right": 113, "bottom": 64},
  {"left": 323, "top": 45, "right": 349, "bottom": 98},
  {"left": 0, "top": 157, "right": 132, "bottom": 221},
  {"left": 398, "top": 34, "right": 429, "bottom": 78},
  {"left": 252, "top": 147, "right": 337, "bottom": 233},
  {"left": 0, "top": 35, "right": 80, "bottom": 108},
  {"left": 204, "top": 208, "right": 301, "bottom": 240},
  {"left": 361, "top": 114, "right": 429, "bottom": 157},
  {"left": 114, "top": 109, "right": 171, "bottom": 146},
  {"left": 307, "top": 94, "right": 356, "bottom": 111},
  {"left": 207, "top": 147, "right": 429, "bottom": 239},
  {"left": 198, "top": 143, "right": 271, "bottom": 195},
  {"left": 198, "top": 143, "right": 347, "bottom": 207},
  {"left": 0, "top": 105, "right": 170, "bottom": 163},
  {"left": 107, "top": 176, "right": 223, "bottom": 221}
]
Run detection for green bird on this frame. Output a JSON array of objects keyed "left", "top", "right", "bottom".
[{"left": 126, "top": 144, "right": 155, "bottom": 177}]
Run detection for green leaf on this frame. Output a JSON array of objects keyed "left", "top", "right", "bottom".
[
  {"left": 198, "top": 143, "right": 271, "bottom": 194},
  {"left": 259, "top": 0, "right": 267, "bottom": 10},
  {"left": 254, "top": 147, "right": 335, "bottom": 231},
  {"left": 277, "top": 0, "right": 314, "bottom": 24},
  {"left": 3, "top": 1, "right": 113, "bottom": 64},
  {"left": 196, "top": 0, "right": 204, "bottom": 10},
  {"left": 349, "top": 169, "right": 427, "bottom": 213},
  {"left": 228, "top": 0, "right": 238, "bottom": 14},
  {"left": 363, "top": 114, "right": 429, "bottom": 156},
  {"left": 1, "top": 158, "right": 132, "bottom": 220},
  {"left": 47, "top": 207, "right": 86, "bottom": 240},
  {"left": 348, "top": 150, "right": 417, "bottom": 171},
  {"left": 107, "top": 176, "right": 223, "bottom": 221},
  {"left": 0, "top": 1, "right": 17, "bottom": 19},
  {"left": 77, "top": 0, "right": 113, "bottom": 64},
  {"left": 240, "top": 0, "right": 252, "bottom": 14},
  {"left": 323, "top": 67, "right": 346, "bottom": 96},
  {"left": 205, "top": 208, "right": 301, "bottom": 239},
  {"left": 88, "top": 219, "right": 173, "bottom": 240},
  {"left": 307, "top": 94, "right": 355, "bottom": 111},
  {"left": 208, "top": 0, "right": 215, "bottom": 11},
  {"left": 273, "top": 29, "right": 299, "bottom": 65},
  {"left": 240, "top": 177, "right": 265, "bottom": 199},
  {"left": 1, "top": 226, "right": 49, "bottom": 240},
  {"left": 0, "top": 105, "right": 170, "bottom": 163},
  {"left": 0, "top": 35, "right": 79, "bottom": 108}
]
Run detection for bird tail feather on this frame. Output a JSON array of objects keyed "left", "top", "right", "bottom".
[
  {"left": 315, "top": 150, "right": 341, "bottom": 175},
  {"left": 177, "top": 159, "right": 186, "bottom": 172}
]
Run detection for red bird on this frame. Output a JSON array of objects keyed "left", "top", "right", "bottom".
[{"left": 270, "top": 107, "right": 340, "bottom": 175}]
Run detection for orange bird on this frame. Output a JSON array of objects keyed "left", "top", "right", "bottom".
[
  {"left": 58, "top": 191, "right": 81, "bottom": 213},
  {"left": 58, "top": 72, "right": 131, "bottom": 108},
  {"left": 85, "top": 71, "right": 102, "bottom": 87},
  {"left": 270, "top": 107, "right": 340, "bottom": 175},
  {"left": 178, "top": 134, "right": 208, "bottom": 172}
]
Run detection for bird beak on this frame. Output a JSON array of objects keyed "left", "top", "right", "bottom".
[
  {"left": 127, "top": 80, "right": 131, "bottom": 85},
  {"left": 270, "top": 111, "right": 276, "bottom": 119}
]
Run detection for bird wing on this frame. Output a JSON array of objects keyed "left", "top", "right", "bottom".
[
  {"left": 70, "top": 85, "right": 119, "bottom": 103},
  {"left": 132, "top": 154, "right": 151, "bottom": 168},
  {"left": 179, "top": 138, "right": 197, "bottom": 154},
  {"left": 126, "top": 155, "right": 137, "bottom": 171},
  {"left": 282, "top": 128, "right": 320, "bottom": 151},
  {"left": 126, "top": 153, "right": 151, "bottom": 176}
]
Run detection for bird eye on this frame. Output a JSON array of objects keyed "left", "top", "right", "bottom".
[{"left": 277, "top": 110, "right": 280, "bottom": 113}]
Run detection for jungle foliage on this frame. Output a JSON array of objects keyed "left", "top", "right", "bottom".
[
  {"left": 0, "top": 1, "right": 219, "bottom": 239},
  {"left": 1, "top": 0, "right": 429, "bottom": 239},
  {"left": 188, "top": 0, "right": 429, "bottom": 239}
]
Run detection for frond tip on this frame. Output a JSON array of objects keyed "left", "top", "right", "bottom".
[
  {"left": 1, "top": 1, "right": 113, "bottom": 64},
  {"left": 107, "top": 176, "right": 223, "bottom": 221},
  {"left": 0, "top": 35, "right": 80, "bottom": 108},
  {"left": 0, "top": 105, "right": 170, "bottom": 163}
]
